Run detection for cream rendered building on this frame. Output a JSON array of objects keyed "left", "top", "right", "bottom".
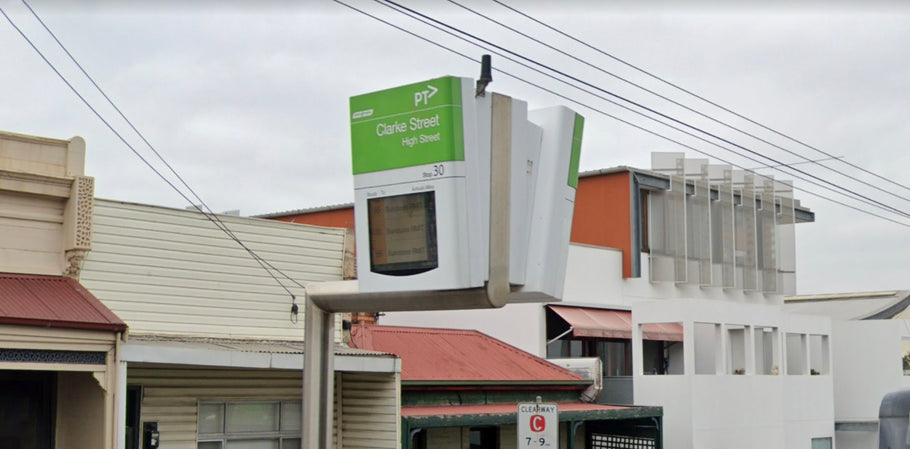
[
  {"left": 80, "top": 198, "right": 401, "bottom": 449},
  {"left": 0, "top": 130, "right": 126, "bottom": 449},
  {"left": 1, "top": 129, "right": 401, "bottom": 449}
]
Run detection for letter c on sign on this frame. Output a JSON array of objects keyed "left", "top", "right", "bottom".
[{"left": 530, "top": 415, "right": 546, "bottom": 433}]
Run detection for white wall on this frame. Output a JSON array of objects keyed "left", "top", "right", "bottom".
[
  {"left": 633, "top": 299, "right": 834, "bottom": 449},
  {"left": 833, "top": 320, "right": 910, "bottom": 421},
  {"left": 829, "top": 320, "right": 910, "bottom": 449}
]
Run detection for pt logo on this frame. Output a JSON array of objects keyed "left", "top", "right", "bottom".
[
  {"left": 414, "top": 84, "right": 438, "bottom": 106},
  {"left": 530, "top": 414, "right": 546, "bottom": 433}
]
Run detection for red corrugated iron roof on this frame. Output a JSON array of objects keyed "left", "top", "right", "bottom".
[
  {"left": 351, "top": 324, "right": 585, "bottom": 384},
  {"left": 548, "top": 305, "right": 683, "bottom": 342},
  {"left": 402, "top": 401, "right": 630, "bottom": 418},
  {"left": 0, "top": 273, "right": 126, "bottom": 332}
]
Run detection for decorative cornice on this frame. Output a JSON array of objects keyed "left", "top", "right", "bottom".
[{"left": 0, "top": 169, "right": 73, "bottom": 198}]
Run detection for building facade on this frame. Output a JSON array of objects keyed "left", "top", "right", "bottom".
[
  {"left": 0, "top": 130, "right": 127, "bottom": 449},
  {"left": 267, "top": 153, "right": 835, "bottom": 449},
  {"left": 80, "top": 199, "right": 401, "bottom": 449},
  {"left": 786, "top": 291, "right": 910, "bottom": 449}
]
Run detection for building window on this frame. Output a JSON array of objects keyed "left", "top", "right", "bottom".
[
  {"left": 809, "top": 334, "right": 830, "bottom": 375},
  {"left": 726, "top": 325, "right": 749, "bottom": 375},
  {"left": 694, "top": 322, "right": 719, "bottom": 375},
  {"left": 754, "top": 327, "right": 780, "bottom": 375},
  {"left": 197, "top": 401, "right": 301, "bottom": 449},
  {"left": 546, "top": 338, "right": 632, "bottom": 377},
  {"left": 786, "top": 333, "right": 807, "bottom": 375},
  {"left": 811, "top": 437, "right": 832, "bottom": 449},
  {"left": 468, "top": 426, "right": 498, "bottom": 449},
  {"left": 641, "top": 323, "right": 685, "bottom": 375},
  {"left": 640, "top": 189, "right": 650, "bottom": 253}
]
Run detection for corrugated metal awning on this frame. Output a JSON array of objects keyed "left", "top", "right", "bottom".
[
  {"left": 0, "top": 272, "right": 126, "bottom": 332},
  {"left": 548, "top": 306, "right": 682, "bottom": 342},
  {"left": 121, "top": 335, "right": 400, "bottom": 373}
]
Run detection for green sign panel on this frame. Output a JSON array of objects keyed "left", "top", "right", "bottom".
[
  {"left": 350, "top": 76, "right": 465, "bottom": 174},
  {"left": 568, "top": 113, "right": 584, "bottom": 188}
]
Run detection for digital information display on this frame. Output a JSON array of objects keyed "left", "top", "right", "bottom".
[{"left": 368, "top": 192, "right": 438, "bottom": 276}]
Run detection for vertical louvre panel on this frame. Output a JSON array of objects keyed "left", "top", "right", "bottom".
[
  {"left": 687, "top": 174, "right": 711, "bottom": 286},
  {"left": 775, "top": 180, "right": 797, "bottom": 295},
  {"left": 340, "top": 372, "right": 399, "bottom": 449},
  {"left": 735, "top": 172, "right": 758, "bottom": 291},
  {"left": 759, "top": 178, "right": 778, "bottom": 293},
  {"left": 130, "top": 367, "right": 333, "bottom": 449}
]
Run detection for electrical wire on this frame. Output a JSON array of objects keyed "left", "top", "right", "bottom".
[
  {"left": 333, "top": 0, "right": 910, "bottom": 228},
  {"left": 369, "top": 0, "right": 910, "bottom": 221},
  {"left": 3, "top": 2, "right": 305, "bottom": 310},
  {"left": 491, "top": 0, "right": 910, "bottom": 195},
  {"left": 449, "top": 0, "right": 910, "bottom": 207},
  {"left": 380, "top": 0, "right": 910, "bottom": 221}
]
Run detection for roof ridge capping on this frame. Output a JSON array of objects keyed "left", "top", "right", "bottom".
[{"left": 785, "top": 291, "right": 904, "bottom": 302}]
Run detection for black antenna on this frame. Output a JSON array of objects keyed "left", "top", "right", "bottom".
[{"left": 476, "top": 54, "right": 492, "bottom": 96}]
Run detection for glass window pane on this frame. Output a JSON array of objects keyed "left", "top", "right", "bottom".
[
  {"left": 198, "top": 442, "right": 223, "bottom": 449},
  {"left": 280, "top": 402, "right": 301, "bottom": 432},
  {"left": 198, "top": 403, "right": 225, "bottom": 435},
  {"left": 225, "top": 440, "right": 279, "bottom": 449},
  {"left": 280, "top": 438, "right": 301, "bottom": 449},
  {"left": 226, "top": 402, "right": 279, "bottom": 433}
]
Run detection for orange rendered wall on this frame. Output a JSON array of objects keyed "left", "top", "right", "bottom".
[
  {"left": 272, "top": 207, "right": 355, "bottom": 230},
  {"left": 570, "top": 172, "right": 634, "bottom": 278},
  {"left": 271, "top": 171, "right": 634, "bottom": 277}
]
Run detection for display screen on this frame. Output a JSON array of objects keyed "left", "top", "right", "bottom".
[{"left": 368, "top": 191, "right": 438, "bottom": 276}]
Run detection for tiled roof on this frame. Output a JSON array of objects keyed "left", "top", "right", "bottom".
[
  {"left": 350, "top": 324, "right": 585, "bottom": 384},
  {"left": 0, "top": 273, "right": 126, "bottom": 332}
]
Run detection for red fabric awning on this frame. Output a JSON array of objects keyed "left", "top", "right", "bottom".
[
  {"left": 548, "top": 306, "right": 682, "bottom": 342},
  {"left": 0, "top": 273, "right": 126, "bottom": 332}
]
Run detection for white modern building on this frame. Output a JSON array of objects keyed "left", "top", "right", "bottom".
[
  {"left": 375, "top": 153, "right": 836, "bottom": 449},
  {"left": 786, "top": 291, "right": 910, "bottom": 449}
]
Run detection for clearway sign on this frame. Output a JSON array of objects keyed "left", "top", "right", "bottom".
[{"left": 517, "top": 402, "right": 558, "bottom": 448}]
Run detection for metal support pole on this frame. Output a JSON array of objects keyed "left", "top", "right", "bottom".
[
  {"left": 301, "top": 91, "right": 516, "bottom": 448},
  {"left": 303, "top": 297, "right": 335, "bottom": 449}
]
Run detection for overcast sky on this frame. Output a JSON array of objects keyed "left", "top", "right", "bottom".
[{"left": 1, "top": 0, "right": 909, "bottom": 295}]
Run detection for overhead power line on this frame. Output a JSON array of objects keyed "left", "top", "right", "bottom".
[
  {"left": 449, "top": 0, "right": 910, "bottom": 207},
  {"left": 369, "top": 0, "right": 910, "bottom": 221},
  {"left": 490, "top": 0, "right": 910, "bottom": 196},
  {"left": 333, "top": 0, "right": 910, "bottom": 229},
  {"left": 2, "top": 1, "right": 306, "bottom": 311},
  {"left": 378, "top": 0, "right": 910, "bottom": 221}
]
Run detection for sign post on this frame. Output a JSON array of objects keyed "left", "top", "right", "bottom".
[
  {"left": 518, "top": 398, "right": 558, "bottom": 448},
  {"left": 303, "top": 70, "right": 584, "bottom": 448}
]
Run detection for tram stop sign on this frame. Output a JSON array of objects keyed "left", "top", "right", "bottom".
[{"left": 518, "top": 402, "right": 558, "bottom": 448}]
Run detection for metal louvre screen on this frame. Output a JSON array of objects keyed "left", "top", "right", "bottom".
[
  {"left": 590, "top": 433, "right": 657, "bottom": 449},
  {"left": 758, "top": 178, "right": 778, "bottom": 293},
  {"left": 710, "top": 165, "right": 736, "bottom": 289},
  {"left": 687, "top": 176, "right": 711, "bottom": 286},
  {"left": 649, "top": 153, "right": 687, "bottom": 283},
  {"left": 734, "top": 172, "right": 758, "bottom": 292},
  {"left": 776, "top": 180, "right": 797, "bottom": 294}
]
